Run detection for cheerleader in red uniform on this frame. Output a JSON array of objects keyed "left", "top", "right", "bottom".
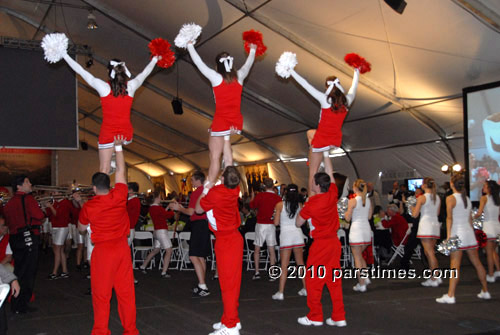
[
  {"left": 290, "top": 68, "right": 359, "bottom": 195},
  {"left": 61, "top": 53, "right": 159, "bottom": 174},
  {"left": 177, "top": 24, "right": 258, "bottom": 192}
]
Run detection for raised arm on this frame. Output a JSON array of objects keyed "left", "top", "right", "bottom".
[
  {"left": 237, "top": 45, "right": 256, "bottom": 85},
  {"left": 345, "top": 68, "right": 360, "bottom": 107},
  {"left": 187, "top": 43, "right": 222, "bottom": 87},
  {"left": 114, "top": 135, "right": 127, "bottom": 185},
  {"left": 63, "top": 53, "right": 109, "bottom": 97},
  {"left": 127, "top": 57, "right": 158, "bottom": 97},
  {"left": 323, "top": 154, "right": 335, "bottom": 183},
  {"left": 290, "top": 70, "right": 329, "bottom": 108}
]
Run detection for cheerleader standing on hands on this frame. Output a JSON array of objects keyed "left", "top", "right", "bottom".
[
  {"left": 175, "top": 24, "right": 264, "bottom": 192},
  {"left": 41, "top": 33, "right": 174, "bottom": 174},
  {"left": 436, "top": 174, "right": 490, "bottom": 304},
  {"left": 276, "top": 52, "right": 366, "bottom": 195}
]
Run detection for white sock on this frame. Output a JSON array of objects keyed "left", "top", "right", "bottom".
[
  {"left": 224, "top": 135, "right": 230, "bottom": 141},
  {"left": 198, "top": 283, "right": 208, "bottom": 290}
]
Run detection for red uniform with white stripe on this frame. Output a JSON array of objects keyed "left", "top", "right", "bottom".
[
  {"left": 299, "top": 182, "right": 345, "bottom": 323},
  {"left": 79, "top": 183, "right": 137, "bottom": 335},
  {"left": 98, "top": 87, "right": 134, "bottom": 147},
  {"left": 249, "top": 191, "right": 282, "bottom": 224},
  {"left": 200, "top": 184, "right": 242, "bottom": 329},
  {"left": 311, "top": 106, "right": 348, "bottom": 152},
  {"left": 48, "top": 199, "right": 72, "bottom": 228},
  {"left": 127, "top": 196, "right": 141, "bottom": 230},
  {"left": 210, "top": 81, "right": 243, "bottom": 135}
]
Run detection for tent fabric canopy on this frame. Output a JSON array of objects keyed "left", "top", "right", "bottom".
[{"left": 2, "top": 0, "right": 500, "bottom": 187}]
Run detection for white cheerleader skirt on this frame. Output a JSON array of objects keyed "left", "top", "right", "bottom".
[
  {"left": 349, "top": 220, "right": 372, "bottom": 246},
  {"left": 417, "top": 216, "right": 441, "bottom": 239},
  {"left": 154, "top": 229, "right": 172, "bottom": 250},
  {"left": 483, "top": 220, "right": 500, "bottom": 240},
  {"left": 451, "top": 221, "right": 478, "bottom": 250},
  {"left": 51, "top": 227, "right": 69, "bottom": 246},
  {"left": 279, "top": 227, "right": 305, "bottom": 250}
]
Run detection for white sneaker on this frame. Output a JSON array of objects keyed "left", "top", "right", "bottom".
[
  {"left": 272, "top": 292, "right": 284, "bottom": 300},
  {"left": 437, "top": 277, "right": 443, "bottom": 285},
  {"left": 208, "top": 325, "right": 240, "bottom": 335},
  {"left": 212, "top": 322, "right": 242, "bottom": 331},
  {"left": 297, "top": 316, "right": 323, "bottom": 326},
  {"left": 486, "top": 275, "right": 496, "bottom": 283},
  {"left": 421, "top": 279, "right": 439, "bottom": 287},
  {"left": 297, "top": 288, "right": 307, "bottom": 296},
  {"left": 325, "top": 318, "right": 347, "bottom": 327},
  {"left": 353, "top": 283, "right": 367, "bottom": 292},
  {"left": 494, "top": 271, "right": 500, "bottom": 278},
  {"left": 477, "top": 290, "right": 491, "bottom": 300},
  {"left": 364, "top": 278, "right": 371, "bottom": 285},
  {"left": 436, "top": 294, "right": 455, "bottom": 304}
]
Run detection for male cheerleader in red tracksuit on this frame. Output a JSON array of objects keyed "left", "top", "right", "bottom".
[
  {"left": 295, "top": 156, "right": 346, "bottom": 327},
  {"left": 195, "top": 166, "right": 243, "bottom": 335},
  {"left": 78, "top": 136, "right": 138, "bottom": 335}
]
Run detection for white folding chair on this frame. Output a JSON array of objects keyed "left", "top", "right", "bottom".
[
  {"left": 387, "top": 227, "right": 412, "bottom": 265},
  {"left": 244, "top": 232, "right": 269, "bottom": 271},
  {"left": 178, "top": 232, "right": 194, "bottom": 271},
  {"left": 337, "top": 229, "right": 351, "bottom": 268},
  {"left": 132, "top": 231, "right": 154, "bottom": 269}
]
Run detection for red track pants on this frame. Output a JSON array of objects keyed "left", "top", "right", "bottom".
[
  {"left": 215, "top": 230, "right": 243, "bottom": 328},
  {"left": 91, "top": 238, "right": 138, "bottom": 335},
  {"left": 305, "top": 237, "right": 345, "bottom": 322}
]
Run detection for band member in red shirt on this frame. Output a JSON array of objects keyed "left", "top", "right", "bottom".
[
  {"left": 4, "top": 175, "right": 45, "bottom": 314},
  {"left": 69, "top": 192, "right": 85, "bottom": 270},
  {"left": 78, "top": 135, "right": 138, "bottom": 335},
  {"left": 296, "top": 156, "right": 346, "bottom": 328},
  {"left": 249, "top": 178, "right": 282, "bottom": 280},
  {"left": 139, "top": 192, "right": 174, "bottom": 278},
  {"left": 46, "top": 193, "right": 72, "bottom": 280},
  {"left": 196, "top": 166, "right": 243, "bottom": 335},
  {"left": 126, "top": 182, "right": 141, "bottom": 246}
]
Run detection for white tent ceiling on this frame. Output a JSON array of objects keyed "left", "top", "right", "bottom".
[{"left": 2, "top": 0, "right": 500, "bottom": 187}]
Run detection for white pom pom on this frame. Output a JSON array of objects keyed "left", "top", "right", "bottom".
[
  {"left": 275, "top": 52, "right": 297, "bottom": 78},
  {"left": 174, "top": 23, "right": 202, "bottom": 48},
  {"left": 41, "top": 33, "right": 68, "bottom": 63}
]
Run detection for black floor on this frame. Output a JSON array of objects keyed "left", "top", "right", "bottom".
[{"left": 8, "top": 250, "right": 500, "bottom": 335}]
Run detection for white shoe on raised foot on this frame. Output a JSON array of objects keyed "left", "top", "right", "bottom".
[
  {"left": 436, "top": 294, "right": 455, "bottom": 304},
  {"left": 272, "top": 292, "right": 284, "bottom": 300},
  {"left": 212, "top": 322, "right": 242, "bottom": 331},
  {"left": 421, "top": 278, "right": 439, "bottom": 287},
  {"left": 486, "top": 275, "right": 496, "bottom": 283},
  {"left": 477, "top": 290, "right": 491, "bottom": 300},
  {"left": 208, "top": 325, "right": 240, "bottom": 335},
  {"left": 325, "top": 318, "right": 347, "bottom": 327},
  {"left": 297, "top": 316, "right": 323, "bottom": 326},
  {"left": 353, "top": 283, "right": 367, "bottom": 292},
  {"left": 297, "top": 288, "right": 307, "bottom": 296}
]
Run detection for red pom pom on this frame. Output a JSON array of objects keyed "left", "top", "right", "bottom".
[
  {"left": 242, "top": 29, "right": 267, "bottom": 56},
  {"left": 149, "top": 38, "right": 176, "bottom": 69},
  {"left": 344, "top": 53, "right": 371, "bottom": 74},
  {"left": 475, "top": 229, "right": 487, "bottom": 248}
]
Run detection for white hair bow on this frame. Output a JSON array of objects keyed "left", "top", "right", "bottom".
[
  {"left": 219, "top": 56, "right": 234, "bottom": 72},
  {"left": 109, "top": 60, "right": 131, "bottom": 79},
  {"left": 325, "top": 78, "right": 345, "bottom": 95}
]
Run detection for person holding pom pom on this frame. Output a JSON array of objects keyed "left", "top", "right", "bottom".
[
  {"left": 43, "top": 33, "right": 164, "bottom": 174},
  {"left": 176, "top": 24, "right": 261, "bottom": 193},
  {"left": 286, "top": 58, "right": 360, "bottom": 196}
]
